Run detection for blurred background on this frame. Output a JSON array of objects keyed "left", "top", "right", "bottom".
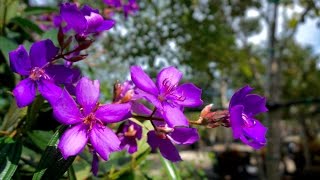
[{"left": 1, "top": 0, "right": 320, "bottom": 179}]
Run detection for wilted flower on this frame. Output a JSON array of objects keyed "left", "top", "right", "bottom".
[
  {"left": 117, "top": 120, "right": 142, "bottom": 154},
  {"left": 9, "top": 39, "right": 77, "bottom": 107},
  {"left": 55, "top": 3, "right": 115, "bottom": 36},
  {"left": 229, "top": 85, "right": 268, "bottom": 149},
  {"left": 130, "top": 66, "right": 202, "bottom": 127},
  {"left": 53, "top": 77, "right": 131, "bottom": 160}
]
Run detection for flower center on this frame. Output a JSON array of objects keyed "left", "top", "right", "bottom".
[
  {"left": 158, "top": 78, "right": 185, "bottom": 103},
  {"left": 124, "top": 125, "right": 137, "bottom": 137},
  {"left": 242, "top": 113, "right": 256, "bottom": 128},
  {"left": 83, "top": 113, "right": 103, "bottom": 130},
  {"left": 29, "top": 67, "right": 49, "bottom": 81}
]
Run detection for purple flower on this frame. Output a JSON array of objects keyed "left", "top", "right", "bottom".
[
  {"left": 229, "top": 85, "right": 268, "bottom": 149},
  {"left": 130, "top": 66, "right": 202, "bottom": 127},
  {"left": 9, "top": 39, "right": 77, "bottom": 107},
  {"left": 131, "top": 102, "right": 199, "bottom": 162},
  {"left": 57, "top": 3, "right": 115, "bottom": 36},
  {"left": 53, "top": 77, "right": 131, "bottom": 160},
  {"left": 147, "top": 126, "right": 199, "bottom": 162},
  {"left": 117, "top": 120, "right": 142, "bottom": 154},
  {"left": 103, "top": 0, "right": 139, "bottom": 18},
  {"left": 113, "top": 80, "right": 135, "bottom": 103}
]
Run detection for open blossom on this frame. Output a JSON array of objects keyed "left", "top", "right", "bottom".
[
  {"left": 52, "top": 77, "right": 131, "bottom": 160},
  {"left": 55, "top": 3, "right": 115, "bottom": 36},
  {"left": 117, "top": 120, "right": 142, "bottom": 154},
  {"left": 131, "top": 102, "right": 199, "bottom": 162},
  {"left": 148, "top": 125, "right": 199, "bottom": 162},
  {"left": 9, "top": 39, "right": 78, "bottom": 107},
  {"left": 229, "top": 85, "right": 268, "bottom": 149},
  {"left": 130, "top": 66, "right": 202, "bottom": 127}
]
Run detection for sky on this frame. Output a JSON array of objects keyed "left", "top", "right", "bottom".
[{"left": 247, "top": 3, "right": 320, "bottom": 54}]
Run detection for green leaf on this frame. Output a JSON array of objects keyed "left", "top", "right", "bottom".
[
  {"left": 159, "top": 155, "right": 181, "bottom": 180},
  {"left": 27, "top": 130, "right": 53, "bottom": 151},
  {"left": 10, "top": 17, "right": 44, "bottom": 35},
  {"left": 68, "top": 165, "right": 77, "bottom": 180},
  {"left": 0, "top": 0, "right": 19, "bottom": 29},
  {"left": 0, "top": 99, "right": 27, "bottom": 132},
  {"left": 0, "top": 36, "right": 18, "bottom": 64},
  {"left": 41, "top": 29, "right": 58, "bottom": 45},
  {"left": 32, "top": 126, "right": 76, "bottom": 180},
  {"left": 24, "top": 6, "right": 58, "bottom": 16},
  {"left": 0, "top": 138, "right": 23, "bottom": 179}
]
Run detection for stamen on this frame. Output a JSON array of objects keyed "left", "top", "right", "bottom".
[
  {"left": 29, "top": 67, "right": 49, "bottom": 81},
  {"left": 242, "top": 113, "right": 256, "bottom": 128}
]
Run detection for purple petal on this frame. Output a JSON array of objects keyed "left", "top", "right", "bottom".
[
  {"left": 91, "top": 152, "right": 99, "bottom": 176},
  {"left": 173, "top": 83, "right": 203, "bottom": 107},
  {"left": 131, "top": 102, "right": 152, "bottom": 115},
  {"left": 29, "top": 39, "right": 59, "bottom": 68},
  {"left": 89, "top": 125, "right": 120, "bottom": 160},
  {"left": 58, "top": 124, "right": 88, "bottom": 159},
  {"left": 52, "top": 89, "right": 82, "bottom": 125},
  {"left": 76, "top": 77, "right": 100, "bottom": 115},
  {"left": 156, "top": 66, "right": 182, "bottom": 93},
  {"left": 241, "top": 120, "right": 267, "bottom": 149},
  {"left": 163, "top": 103, "right": 189, "bottom": 127},
  {"left": 130, "top": 66, "right": 158, "bottom": 95},
  {"left": 147, "top": 131, "right": 181, "bottom": 161},
  {"left": 60, "top": 3, "right": 87, "bottom": 33},
  {"left": 84, "top": 12, "right": 104, "bottom": 33},
  {"left": 169, "top": 127, "right": 199, "bottom": 145},
  {"left": 135, "top": 89, "right": 162, "bottom": 109},
  {"left": 95, "top": 103, "right": 131, "bottom": 123},
  {"left": 45, "top": 65, "right": 81, "bottom": 84},
  {"left": 9, "top": 45, "right": 31, "bottom": 75},
  {"left": 13, "top": 78, "right": 36, "bottom": 108},
  {"left": 96, "top": 20, "right": 115, "bottom": 32},
  {"left": 120, "top": 138, "right": 137, "bottom": 154},
  {"left": 147, "top": 130, "right": 160, "bottom": 150},
  {"left": 229, "top": 105, "right": 244, "bottom": 139},
  {"left": 229, "top": 85, "right": 253, "bottom": 108},
  {"left": 159, "top": 138, "right": 182, "bottom": 162},
  {"left": 243, "top": 94, "right": 268, "bottom": 116},
  {"left": 80, "top": 4, "right": 99, "bottom": 16},
  {"left": 37, "top": 79, "right": 63, "bottom": 105}
]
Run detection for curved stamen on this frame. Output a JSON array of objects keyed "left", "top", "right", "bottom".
[
  {"left": 29, "top": 67, "right": 50, "bottom": 81},
  {"left": 242, "top": 113, "right": 256, "bottom": 128}
]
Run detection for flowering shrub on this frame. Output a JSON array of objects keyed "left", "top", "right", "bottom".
[{"left": 0, "top": 1, "right": 268, "bottom": 179}]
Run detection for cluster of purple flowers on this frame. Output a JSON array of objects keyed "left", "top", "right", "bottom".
[
  {"left": 103, "top": 0, "right": 139, "bottom": 18},
  {"left": 8, "top": 1, "right": 268, "bottom": 176}
]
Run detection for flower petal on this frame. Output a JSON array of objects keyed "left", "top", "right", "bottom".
[
  {"left": 243, "top": 94, "right": 268, "bottom": 116},
  {"left": 91, "top": 152, "right": 99, "bottom": 176},
  {"left": 135, "top": 89, "right": 162, "bottom": 109},
  {"left": 229, "top": 105, "right": 244, "bottom": 139},
  {"left": 85, "top": 12, "right": 104, "bottom": 33},
  {"left": 9, "top": 45, "right": 31, "bottom": 75},
  {"left": 159, "top": 137, "right": 182, "bottom": 162},
  {"left": 80, "top": 4, "right": 99, "bottom": 15},
  {"left": 13, "top": 78, "right": 36, "bottom": 108},
  {"left": 37, "top": 79, "right": 63, "bottom": 105},
  {"left": 96, "top": 20, "right": 115, "bottom": 32},
  {"left": 229, "top": 85, "right": 253, "bottom": 108},
  {"left": 76, "top": 77, "right": 100, "bottom": 115},
  {"left": 29, "top": 39, "right": 59, "bottom": 68},
  {"left": 90, "top": 125, "right": 121, "bottom": 160},
  {"left": 95, "top": 103, "right": 131, "bottom": 123},
  {"left": 163, "top": 103, "right": 189, "bottom": 127},
  {"left": 173, "top": 83, "right": 203, "bottom": 107},
  {"left": 58, "top": 124, "right": 88, "bottom": 159},
  {"left": 52, "top": 89, "right": 82, "bottom": 125},
  {"left": 45, "top": 65, "right": 81, "bottom": 84},
  {"left": 147, "top": 130, "right": 160, "bottom": 150},
  {"left": 241, "top": 120, "right": 267, "bottom": 149},
  {"left": 156, "top": 66, "right": 182, "bottom": 93},
  {"left": 60, "top": 3, "right": 87, "bottom": 33},
  {"left": 130, "top": 66, "right": 158, "bottom": 95},
  {"left": 169, "top": 127, "right": 199, "bottom": 145}
]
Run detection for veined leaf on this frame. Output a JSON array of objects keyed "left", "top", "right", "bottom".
[
  {"left": 10, "top": 17, "right": 44, "bottom": 35},
  {"left": 32, "top": 126, "right": 76, "bottom": 180},
  {"left": 1, "top": 99, "right": 27, "bottom": 132},
  {"left": 0, "top": 138, "right": 22, "bottom": 179}
]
